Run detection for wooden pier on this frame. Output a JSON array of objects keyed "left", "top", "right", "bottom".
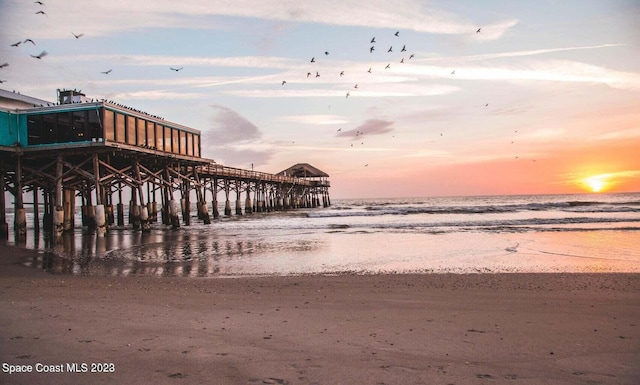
[{"left": 0, "top": 89, "right": 330, "bottom": 240}]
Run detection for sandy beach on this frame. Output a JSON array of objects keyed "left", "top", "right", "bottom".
[{"left": 1, "top": 242, "right": 639, "bottom": 385}]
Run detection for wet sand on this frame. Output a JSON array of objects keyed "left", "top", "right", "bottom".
[{"left": 1, "top": 242, "right": 639, "bottom": 385}]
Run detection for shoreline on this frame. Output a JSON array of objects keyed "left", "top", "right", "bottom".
[{"left": 1, "top": 242, "right": 639, "bottom": 384}]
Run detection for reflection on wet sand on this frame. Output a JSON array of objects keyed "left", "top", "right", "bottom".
[{"left": 20, "top": 229, "right": 323, "bottom": 277}]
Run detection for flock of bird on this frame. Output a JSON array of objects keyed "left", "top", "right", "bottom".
[
  {"left": 0, "top": 1, "right": 185, "bottom": 83},
  {"left": 1, "top": 6, "right": 528, "bottom": 166},
  {"left": 281, "top": 30, "right": 419, "bottom": 101}
]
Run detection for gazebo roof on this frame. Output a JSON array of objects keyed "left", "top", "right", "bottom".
[{"left": 277, "top": 163, "right": 329, "bottom": 178}]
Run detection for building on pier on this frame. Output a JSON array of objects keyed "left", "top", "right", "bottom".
[{"left": 0, "top": 88, "right": 330, "bottom": 240}]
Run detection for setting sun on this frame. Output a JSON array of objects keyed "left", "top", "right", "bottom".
[{"left": 584, "top": 175, "right": 608, "bottom": 193}]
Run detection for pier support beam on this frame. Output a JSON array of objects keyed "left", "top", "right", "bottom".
[
  {"left": 0, "top": 168, "right": 8, "bottom": 239},
  {"left": 93, "top": 154, "right": 106, "bottom": 236},
  {"left": 245, "top": 186, "right": 252, "bottom": 214},
  {"left": 14, "top": 155, "right": 27, "bottom": 239}
]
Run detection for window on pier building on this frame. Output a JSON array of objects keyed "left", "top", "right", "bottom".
[
  {"left": 156, "top": 124, "right": 164, "bottom": 151},
  {"left": 87, "top": 108, "right": 102, "bottom": 141},
  {"left": 27, "top": 111, "right": 98, "bottom": 145},
  {"left": 137, "top": 117, "right": 146, "bottom": 146},
  {"left": 179, "top": 130, "right": 187, "bottom": 155},
  {"left": 146, "top": 120, "right": 155, "bottom": 149},
  {"left": 115, "top": 112, "right": 125, "bottom": 143},
  {"left": 193, "top": 135, "right": 200, "bottom": 157},
  {"left": 171, "top": 128, "right": 179, "bottom": 154},
  {"left": 104, "top": 109, "right": 115, "bottom": 141},
  {"left": 126, "top": 115, "right": 136, "bottom": 145}
]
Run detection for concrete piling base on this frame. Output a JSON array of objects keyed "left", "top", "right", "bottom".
[
  {"left": 14, "top": 208, "right": 27, "bottom": 238},
  {"left": 95, "top": 205, "right": 107, "bottom": 236}
]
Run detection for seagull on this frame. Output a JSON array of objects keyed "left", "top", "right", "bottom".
[
  {"left": 340, "top": 71, "right": 344, "bottom": 76},
  {"left": 23, "top": 39, "right": 35, "bottom": 45},
  {"left": 476, "top": 28, "right": 482, "bottom": 33},
  {"left": 101, "top": 69, "right": 112, "bottom": 75},
  {"left": 0, "top": 80, "right": 6, "bottom": 83},
  {"left": 307, "top": 72, "right": 311, "bottom": 78},
  {"left": 370, "top": 37, "right": 376, "bottom": 43},
  {"left": 315, "top": 71, "right": 320, "bottom": 78},
  {"left": 34, "top": 1, "right": 45, "bottom": 4},
  {"left": 30, "top": 50, "right": 48, "bottom": 59},
  {"left": 1, "top": 62, "right": 10, "bottom": 68},
  {"left": 394, "top": 31, "right": 400, "bottom": 36},
  {"left": 281, "top": 80, "right": 286, "bottom": 85},
  {"left": 35, "top": 10, "right": 47, "bottom": 16},
  {"left": 388, "top": 46, "right": 393, "bottom": 52},
  {"left": 170, "top": 67, "right": 183, "bottom": 71},
  {"left": 310, "top": 57, "right": 315, "bottom": 63},
  {"left": 367, "top": 67, "right": 372, "bottom": 73},
  {"left": 451, "top": 70, "right": 455, "bottom": 75},
  {"left": 346, "top": 92, "right": 350, "bottom": 98},
  {"left": 409, "top": 54, "right": 415, "bottom": 59},
  {"left": 324, "top": 51, "right": 329, "bottom": 55},
  {"left": 11, "top": 41, "right": 22, "bottom": 47},
  {"left": 337, "top": 128, "right": 342, "bottom": 132},
  {"left": 400, "top": 58, "right": 404, "bottom": 63},
  {"left": 385, "top": 63, "right": 390, "bottom": 69},
  {"left": 401, "top": 45, "right": 406, "bottom": 52},
  {"left": 370, "top": 46, "right": 375, "bottom": 53},
  {"left": 354, "top": 84, "right": 358, "bottom": 88},
  {"left": 71, "top": 32, "right": 84, "bottom": 39}
]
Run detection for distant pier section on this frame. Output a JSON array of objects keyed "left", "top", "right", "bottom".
[{"left": 0, "top": 88, "right": 330, "bottom": 239}]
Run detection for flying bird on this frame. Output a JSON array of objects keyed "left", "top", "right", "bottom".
[
  {"left": 340, "top": 71, "right": 344, "bottom": 77},
  {"left": 35, "top": 10, "right": 47, "bottom": 16},
  {"left": 11, "top": 41, "right": 21, "bottom": 47},
  {"left": 315, "top": 71, "right": 320, "bottom": 78},
  {"left": 400, "top": 58, "right": 404, "bottom": 63},
  {"left": 337, "top": 128, "right": 342, "bottom": 132},
  {"left": 101, "top": 69, "right": 112, "bottom": 75},
  {"left": 30, "top": 50, "right": 48, "bottom": 59},
  {"left": 346, "top": 92, "right": 350, "bottom": 98},
  {"left": 476, "top": 28, "right": 482, "bottom": 33},
  {"left": 72, "top": 32, "right": 84, "bottom": 39},
  {"left": 367, "top": 67, "right": 372, "bottom": 73},
  {"left": 370, "top": 46, "right": 375, "bottom": 53},
  {"left": 385, "top": 63, "right": 390, "bottom": 69},
  {"left": 409, "top": 54, "right": 415, "bottom": 59},
  {"left": 0, "top": 80, "right": 6, "bottom": 83},
  {"left": 370, "top": 37, "right": 376, "bottom": 43},
  {"left": 324, "top": 51, "right": 329, "bottom": 55},
  {"left": 394, "top": 31, "right": 400, "bottom": 36},
  {"left": 34, "top": 1, "right": 45, "bottom": 4},
  {"left": 388, "top": 46, "right": 393, "bottom": 52},
  {"left": 281, "top": 80, "right": 286, "bottom": 85},
  {"left": 451, "top": 70, "right": 455, "bottom": 75},
  {"left": 401, "top": 45, "right": 406, "bottom": 52},
  {"left": 310, "top": 57, "right": 315, "bottom": 63},
  {"left": 307, "top": 72, "right": 311, "bottom": 78},
  {"left": 23, "top": 39, "right": 35, "bottom": 45},
  {"left": 354, "top": 84, "right": 358, "bottom": 88},
  {"left": 170, "top": 67, "right": 183, "bottom": 71},
  {"left": 0, "top": 63, "right": 9, "bottom": 68}
]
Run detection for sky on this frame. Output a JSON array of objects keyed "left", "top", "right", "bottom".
[{"left": 1, "top": 0, "right": 639, "bottom": 199}]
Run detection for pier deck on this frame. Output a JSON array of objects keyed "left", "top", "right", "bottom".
[{"left": 0, "top": 89, "right": 330, "bottom": 239}]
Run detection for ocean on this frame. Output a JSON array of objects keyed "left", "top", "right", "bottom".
[{"left": 5, "top": 192, "right": 640, "bottom": 277}]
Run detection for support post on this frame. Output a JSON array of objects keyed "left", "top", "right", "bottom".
[
  {"left": 0, "top": 168, "right": 8, "bottom": 239},
  {"left": 14, "top": 155, "right": 27, "bottom": 239}
]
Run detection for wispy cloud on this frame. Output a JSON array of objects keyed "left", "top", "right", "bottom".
[
  {"left": 279, "top": 115, "right": 349, "bottom": 125},
  {"left": 338, "top": 119, "right": 394, "bottom": 138},
  {"left": 419, "top": 44, "right": 626, "bottom": 63},
  {"left": 5, "top": 0, "right": 516, "bottom": 39}
]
